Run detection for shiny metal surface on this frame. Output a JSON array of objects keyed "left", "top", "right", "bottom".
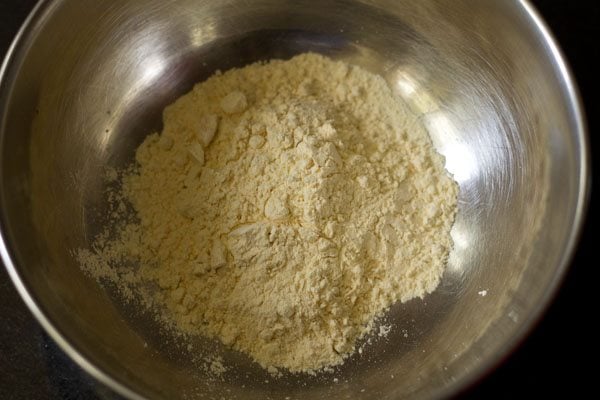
[{"left": 0, "top": 0, "right": 588, "bottom": 399}]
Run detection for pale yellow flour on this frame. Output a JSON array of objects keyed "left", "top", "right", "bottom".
[{"left": 78, "top": 53, "right": 458, "bottom": 373}]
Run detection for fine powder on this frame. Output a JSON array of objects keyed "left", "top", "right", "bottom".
[{"left": 78, "top": 53, "right": 458, "bottom": 373}]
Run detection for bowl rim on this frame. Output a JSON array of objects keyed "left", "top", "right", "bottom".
[{"left": 0, "top": 0, "right": 589, "bottom": 399}]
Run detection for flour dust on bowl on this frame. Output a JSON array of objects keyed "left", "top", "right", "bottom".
[{"left": 0, "top": 1, "right": 587, "bottom": 399}]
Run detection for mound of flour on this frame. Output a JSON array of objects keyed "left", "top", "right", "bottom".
[{"left": 78, "top": 53, "right": 458, "bottom": 373}]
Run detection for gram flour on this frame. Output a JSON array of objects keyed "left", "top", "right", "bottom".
[{"left": 78, "top": 53, "right": 458, "bottom": 373}]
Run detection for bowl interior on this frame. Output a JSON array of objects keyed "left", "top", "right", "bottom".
[{"left": 0, "top": 0, "right": 585, "bottom": 399}]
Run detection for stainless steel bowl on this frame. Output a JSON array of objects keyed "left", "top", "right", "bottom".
[{"left": 0, "top": 0, "right": 588, "bottom": 399}]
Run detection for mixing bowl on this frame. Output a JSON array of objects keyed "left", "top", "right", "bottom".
[{"left": 0, "top": 0, "right": 588, "bottom": 399}]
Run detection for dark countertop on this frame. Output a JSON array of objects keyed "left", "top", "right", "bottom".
[{"left": 1, "top": 1, "right": 597, "bottom": 398}]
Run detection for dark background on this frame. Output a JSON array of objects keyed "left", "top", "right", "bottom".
[{"left": 0, "top": 0, "right": 597, "bottom": 398}]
